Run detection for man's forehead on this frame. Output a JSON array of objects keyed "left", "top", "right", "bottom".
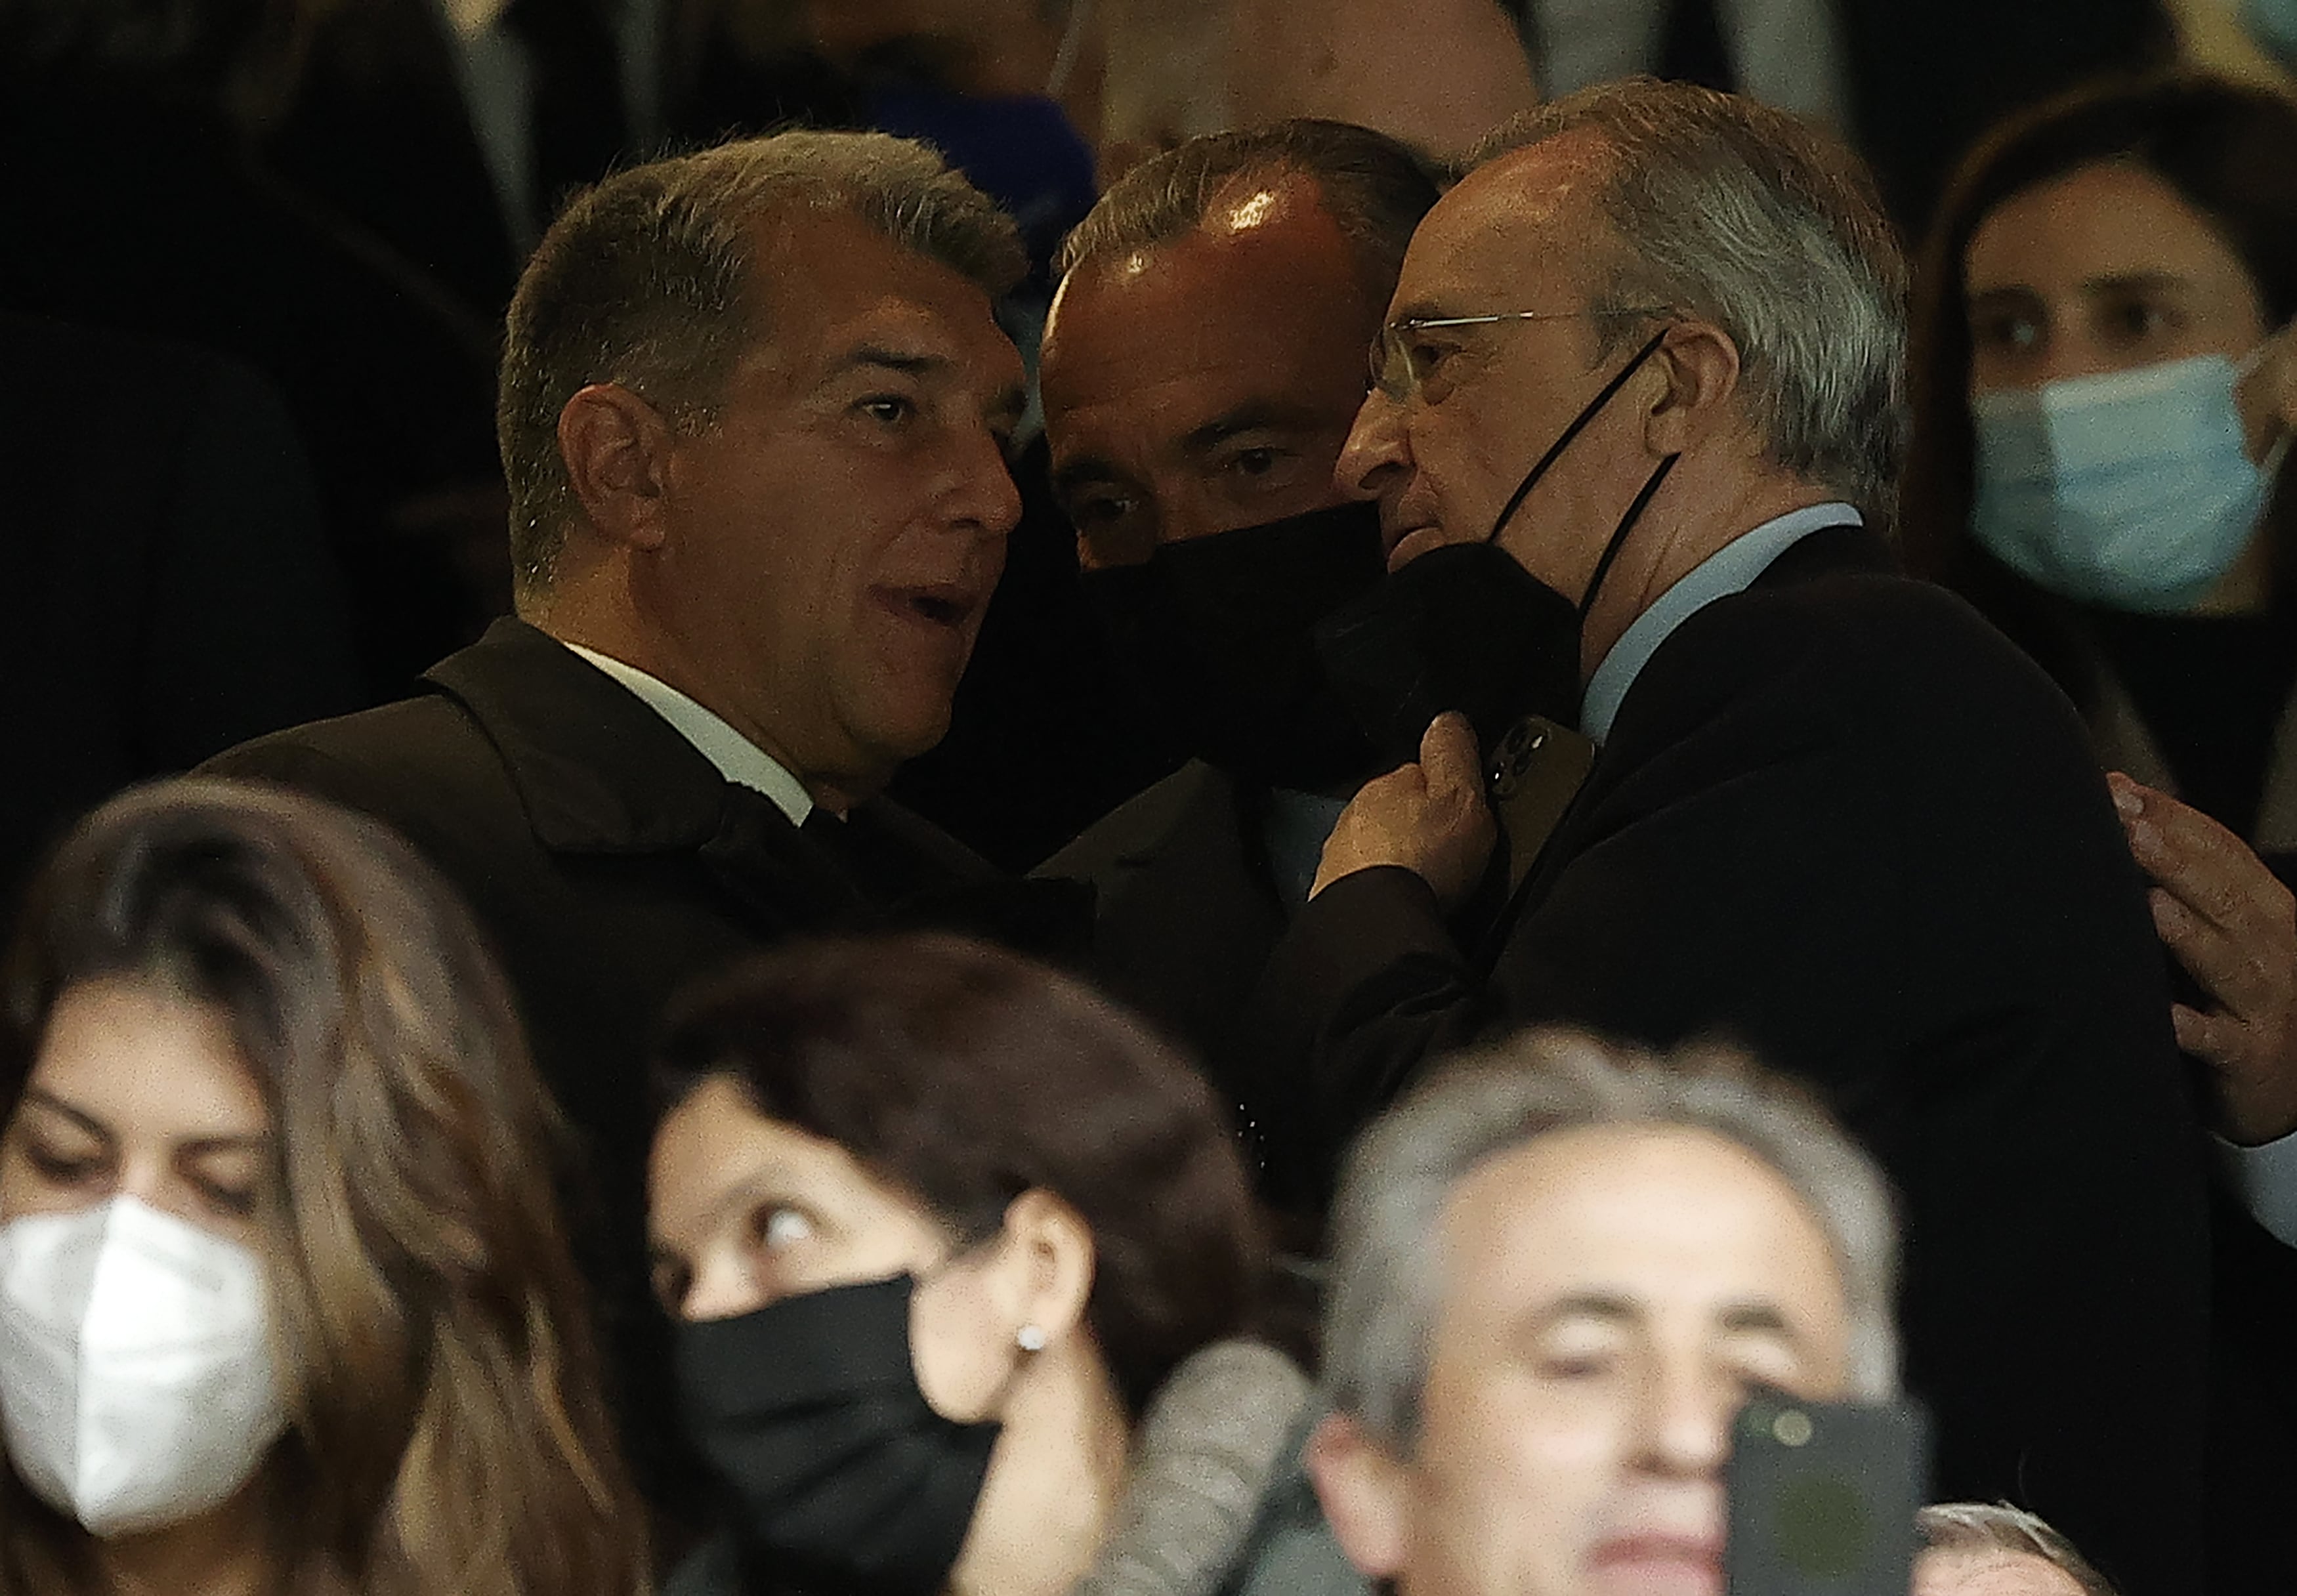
[
  {"left": 1041, "top": 194, "right": 1376, "bottom": 430},
  {"left": 740, "top": 211, "right": 1019, "bottom": 374},
  {"left": 1393, "top": 136, "right": 1613, "bottom": 315},
  {"left": 1053, "top": 185, "right": 1371, "bottom": 345},
  {"left": 1435, "top": 1123, "right": 1828, "bottom": 1301}
]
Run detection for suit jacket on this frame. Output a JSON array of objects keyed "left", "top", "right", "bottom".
[
  {"left": 1038, "top": 761, "right": 1297, "bottom": 1152},
  {"left": 205, "top": 617, "right": 1086, "bottom": 1496},
  {"left": 1246, "top": 526, "right": 2212, "bottom": 1596},
  {"left": 0, "top": 314, "right": 361, "bottom": 908}
]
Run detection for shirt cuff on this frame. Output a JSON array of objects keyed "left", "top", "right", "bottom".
[{"left": 2223, "top": 1129, "right": 2297, "bottom": 1248}]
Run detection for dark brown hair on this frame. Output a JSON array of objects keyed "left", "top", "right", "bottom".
[
  {"left": 0, "top": 779, "right": 646, "bottom": 1596},
  {"left": 652, "top": 934, "right": 1265, "bottom": 1415},
  {"left": 1901, "top": 73, "right": 2297, "bottom": 638},
  {"left": 498, "top": 129, "right": 1026, "bottom": 595}
]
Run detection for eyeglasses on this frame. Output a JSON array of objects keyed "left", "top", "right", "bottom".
[{"left": 1370, "top": 307, "right": 1672, "bottom": 403}]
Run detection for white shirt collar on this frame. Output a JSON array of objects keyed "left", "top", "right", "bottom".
[
  {"left": 560, "top": 642, "right": 814, "bottom": 826},
  {"left": 1579, "top": 503, "right": 1863, "bottom": 744}
]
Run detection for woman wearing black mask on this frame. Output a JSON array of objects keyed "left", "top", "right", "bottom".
[{"left": 646, "top": 934, "right": 1359, "bottom": 1596}]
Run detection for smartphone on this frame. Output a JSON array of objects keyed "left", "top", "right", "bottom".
[
  {"left": 1725, "top": 1395, "right": 1929, "bottom": 1596},
  {"left": 1485, "top": 713, "right": 1595, "bottom": 896}
]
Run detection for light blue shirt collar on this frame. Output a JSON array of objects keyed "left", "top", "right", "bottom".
[{"left": 1579, "top": 503, "right": 1863, "bottom": 744}]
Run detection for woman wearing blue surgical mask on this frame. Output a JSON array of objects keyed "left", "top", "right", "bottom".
[
  {"left": 646, "top": 934, "right": 1356, "bottom": 1596},
  {"left": 0, "top": 780, "right": 648, "bottom": 1596},
  {"left": 1903, "top": 74, "right": 2297, "bottom": 1169}
]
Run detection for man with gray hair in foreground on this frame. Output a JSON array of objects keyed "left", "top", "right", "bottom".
[
  {"left": 1307, "top": 1030, "right": 1898, "bottom": 1596},
  {"left": 1247, "top": 77, "right": 2210, "bottom": 1594}
]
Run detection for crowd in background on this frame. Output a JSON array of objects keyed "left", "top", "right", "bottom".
[{"left": 5, "top": 2, "right": 2297, "bottom": 1595}]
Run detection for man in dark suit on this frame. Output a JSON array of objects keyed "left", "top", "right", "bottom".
[
  {"left": 1032, "top": 123, "right": 1437, "bottom": 1186},
  {"left": 1248, "top": 81, "right": 2211, "bottom": 1596},
  {"left": 208, "top": 130, "right": 1065, "bottom": 1491}
]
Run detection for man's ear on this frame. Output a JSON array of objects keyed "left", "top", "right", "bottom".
[
  {"left": 1641, "top": 319, "right": 1742, "bottom": 459},
  {"left": 558, "top": 382, "right": 676, "bottom": 552},
  {"left": 994, "top": 1189, "right": 1098, "bottom": 1347},
  {"left": 1305, "top": 1410, "right": 1412, "bottom": 1581}
]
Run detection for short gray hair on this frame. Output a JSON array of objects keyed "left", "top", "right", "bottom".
[
  {"left": 1475, "top": 78, "right": 1906, "bottom": 514},
  {"left": 499, "top": 130, "right": 1026, "bottom": 593},
  {"left": 1322, "top": 1029, "right": 1899, "bottom": 1449},
  {"left": 1055, "top": 119, "right": 1443, "bottom": 296},
  {"left": 1918, "top": 1503, "right": 2120, "bottom": 1596}
]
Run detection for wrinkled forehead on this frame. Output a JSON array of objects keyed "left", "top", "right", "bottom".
[
  {"left": 736, "top": 209, "right": 1018, "bottom": 372},
  {"left": 1392, "top": 135, "right": 1618, "bottom": 320}
]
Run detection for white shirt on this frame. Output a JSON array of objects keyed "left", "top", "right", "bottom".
[
  {"left": 1581, "top": 502, "right": 1861, "bottom": 744},
  {"left": 562, "top": 643, "right": 814, "bottom": 826},
  {"left": 2229, "top": 1132, "right": 2297, "bottom": 1248}
]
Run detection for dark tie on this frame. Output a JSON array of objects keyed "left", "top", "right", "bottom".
[
  {"left": 698, "top": 786, "right": 873, "bottom": 932},
  {"left": 503, "top": 0, "right": 631, "bottom": 223}
]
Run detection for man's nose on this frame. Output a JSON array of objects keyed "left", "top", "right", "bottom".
[
  {"left": 1631, "top": 1360, "right": 1737, "bottom": 1479},
  {"left": 1335, "top": 388, "right": 1409, "bottom": 501},
  {"left": 944, "top": 427, "right": 1025, "bottom": 540}
]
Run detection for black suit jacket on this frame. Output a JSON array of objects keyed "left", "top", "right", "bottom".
[
  {"left": 206, "top": 618, "right": 1084, "bottom": 1496},
  {"left": 1038, "top": 761, "right": 1296, "bottom": 1137},
  {"left": 1248, "top": 526, "right": 2212, "bottom": 1596}
]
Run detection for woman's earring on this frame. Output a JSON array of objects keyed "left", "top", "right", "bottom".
[{"left": 1016, "top": 1323, "right": 1048, "bottom": 1353}]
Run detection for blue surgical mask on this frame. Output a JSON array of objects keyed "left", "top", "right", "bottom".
[
  {"left": 2244, "top": 0, "right": 2297, "bottom": 66},
  {"left": 1970, "top": 351, "right": 2283, "bottom": 614}
]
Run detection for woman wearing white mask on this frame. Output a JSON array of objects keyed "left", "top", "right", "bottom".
[
  {"left": 0, "top": 779, "right": 648, "bottom": 1596},
  {"left": 1903, "top": 73, "right": 2297, "bottom": 1178}
]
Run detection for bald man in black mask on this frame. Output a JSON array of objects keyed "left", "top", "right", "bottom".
[{"left": 1034, "top": 121, "right": 1439, "bottom": 1197}]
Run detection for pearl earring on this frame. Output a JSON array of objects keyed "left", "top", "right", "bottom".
[{"left": 1016, "top": 1323, "right": 1047, "bottom": 1353}]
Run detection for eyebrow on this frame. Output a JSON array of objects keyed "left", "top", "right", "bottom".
[
  {"left": 650, "top": 1169, "right": 798, "bottom": 1262},
  {"left": 1049, "top": 453, "right": 1141, "bottom": 497},
  {"left": 19, "top": 1087, "right": 266, "bottom": 1154},
  {"left": 833, "top": 343, "right": 950, "bottom": 381},
  {"left": 1387, "top": 297, "right": 1457, "bottom": 326},
  {"left": 1967, "top": 271, "right": 2195, "bottom": 304},
  {"left": 1527, "top": 1291, "right": 1642, "bottom": 1332},
  {"left": 20, "top": 1087, "right": 108, "bottom": 1140},
  {"left": 833, "top": 345, "right": 1027, "bottom": 430},
  {"left": 1180, "top": 402, "right": 1321, "bottom": 457},
  {"left": 2080, "top": 270, "right": 2196, "bottom": 298},
  {"left": 1525, "top": 1292, "right": 1809, "bottom": 1346}
]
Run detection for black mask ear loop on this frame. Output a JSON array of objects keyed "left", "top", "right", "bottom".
[{"left": 1477, "top": 325, "right": 1683, "bottom": 623}]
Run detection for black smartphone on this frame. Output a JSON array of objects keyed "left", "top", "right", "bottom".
[{"left": 1725, "top": 1395, "right": 1929, "bottom": 1596}]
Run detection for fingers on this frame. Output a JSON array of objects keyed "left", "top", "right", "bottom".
[
  {"left": 1419, "top": 712, "right": 1483, "bottom": 802},
  {"left": 2150, "top": 887, "right": 2263, "bottom": 1015},
  {"left": 2172, "top": 1002, "right": 2241, "bottom": 1071},
  {"left": 2113, "top": 774, "right": 2290, "bottom": 935}
]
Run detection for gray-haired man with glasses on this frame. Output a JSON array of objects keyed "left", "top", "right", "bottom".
[{"left": 1245, "top": 79, "right": 2212, "bottom": 1596}]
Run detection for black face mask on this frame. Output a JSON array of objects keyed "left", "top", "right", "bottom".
[
  {"left": 1079, "top": 501, "right": 1389, "bottom": 791},
  {"left": 677, "top": 1274, "right": 1000, "bottom": 1596},
  {"left": 1313, "top": 329, "right": 1681, "bottom": 766}
]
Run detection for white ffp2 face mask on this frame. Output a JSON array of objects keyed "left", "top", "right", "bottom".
[{"left": 0, "top": 1195, "right": 287, "bottom": 1536}]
